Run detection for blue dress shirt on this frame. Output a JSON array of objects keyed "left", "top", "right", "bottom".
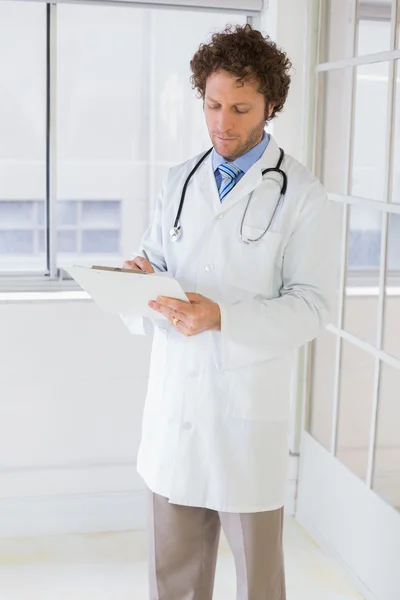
[{"left": 212, "top": 131, "right": 270, "bottom": 191}]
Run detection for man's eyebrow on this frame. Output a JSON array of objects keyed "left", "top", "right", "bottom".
[{"left": 206, "top": 97, "right": 251, "bottom": 106}]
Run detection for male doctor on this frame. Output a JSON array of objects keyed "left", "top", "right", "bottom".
[{"left": 123, "top": 24, "right": 334, "bottom": 600}]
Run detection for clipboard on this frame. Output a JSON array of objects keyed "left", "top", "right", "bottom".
[{"left": 66, "top": 264, "right": 189, "bottom": 319}]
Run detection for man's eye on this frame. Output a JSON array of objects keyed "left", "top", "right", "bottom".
[{"left": 235, "top": 108, "right": 249, "bottom": 114}]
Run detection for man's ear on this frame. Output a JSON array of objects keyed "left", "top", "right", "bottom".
[{"left": 267, "top": 102, "right": 275, "bottom": 119}]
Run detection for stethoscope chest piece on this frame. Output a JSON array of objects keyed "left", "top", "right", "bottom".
[{"left": 170, "top": 226, "right": 182, "bottom": 242}]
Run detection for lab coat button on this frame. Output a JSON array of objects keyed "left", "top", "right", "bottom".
[
  {"left": 205, "top": 264, "right": 214, "bottom": 272},
  {"left": 216, "top": 214, "right": 224, "bottom": 219},
  {"left": 183, "top": 421, "right": 192, "bottom": 430}
]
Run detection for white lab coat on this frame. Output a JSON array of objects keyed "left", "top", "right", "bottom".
[{"left": 122, "top": 135, "right": 335, "bottom": 512}]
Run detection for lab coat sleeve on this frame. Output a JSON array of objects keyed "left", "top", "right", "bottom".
[
  {"left": 218, "top": 184, "right": 338, "bottom": 370},
  {"left": 121, "top": 180, "right": 168, "bottom": 336}
]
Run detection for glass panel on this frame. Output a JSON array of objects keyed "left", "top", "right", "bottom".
[
  {"left": 82, "top": 230, "right": 120, "bottom": 254},
  {"left": 39, "top": 201, "right": 77, "bottom": 227},
  {"left": 373, "top": 362, "right": 400, "bottom": 511},
  {"left": 38, "top": 230, "right": 45, "bottom": 254},
  {"left": 151, "top": 9, "right": 246, "bottom": 164},
  {"left": 331, "top": 203, "right": 346, "bottom": 327},
  {"left": 37, "top": 201, "right": 46, "bottom": 226},
  {"left": 57, "top": 2, "right": 148, "bottom": 268},
  {"left": 57, "top": 7, "right": 146, "bottom": 162},
  {"left": 336, "top": 340, "right": 375, "bottom": 481},
  {"left": 81, "top": 201, "right": 121, "bottom": 227},
  {"left": 398, "top": 1, "right": 400, "bottom": 49},
  {"left": 343, "top": 205, "right": 381, "bottom": 345},
  {"left": 58, "top": 201, "right": 78, "bottom": 226},
  {"left": 392, "top": 61, "right": 400, "bottom": 203},
  {"left": 356, "top": 6, "right": 391, "bottom": 56},
  {"left": 320, "top": 0, "right": 355, "bottom": 63},
  {"left": 383, "top": 214, "right": 400, "bottom": 360},
  {"left": 351, "top": 62, "right": 389, "bottom": 201},
  {"left": 319, "top": 68, "right": 353, "bottom": 194},
  {"left": 0, "top": 1, "right": 46, "bottom": 272},
  {"left": 0, "top": 201, "right": 34, "bottom": 226},
  {"left": 58, "top": 230, "right": 77, "bottom": 253},
  {"left": 57, "top": 3, "right": 246, "bottom": 269},
  {"left": 309, "top": 330, "right": 337, "bottom": 451},
  {"left": 0, "top": 231, "right": 34, "bottom": 255},
  {"left": 387, "top": 213, "right": 400, "bottom": 271}
]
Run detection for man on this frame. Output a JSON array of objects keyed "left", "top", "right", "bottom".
[{"left": 122, "top": 24, "right": 334, "bottom": 600}]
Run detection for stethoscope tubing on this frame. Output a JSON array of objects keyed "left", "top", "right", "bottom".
[{"left": 170, "top": 147, "right": 286, "bottom": 243}]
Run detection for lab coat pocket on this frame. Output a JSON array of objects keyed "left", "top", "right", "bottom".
[
  {"left": 145, "top": 326, "right": 168, "bottom": 410},
  {"left": 241, "top": 226, "right": 283, "bottom": 242},
  {"left": 225, "top": 357, "right": 291, "bottom": 422},
  {"left": 226, "top": 229, "right": 284, "bottom": 297}
]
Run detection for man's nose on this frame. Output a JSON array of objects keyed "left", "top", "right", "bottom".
[{"left": 216, "top": 109, "right": 234, "bottom": 133}]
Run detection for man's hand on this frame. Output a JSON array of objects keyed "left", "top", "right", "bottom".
[
  {"left": 149, "top": 293, "right": 221, "bottom": 336},
  {"left": 123, "top": 256, "right": 154, "bottom": 274}
]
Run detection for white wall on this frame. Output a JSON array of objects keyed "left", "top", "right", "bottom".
[
  {"left": 0, "top": 300, "right": 151, "bottom": 537},
  {"left": 260, "top": 0, "right": 318, "bottom": 166}
]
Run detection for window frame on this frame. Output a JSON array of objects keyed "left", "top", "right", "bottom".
[{"left": 14, "top": 0, "right": 262, "bottom": 11}]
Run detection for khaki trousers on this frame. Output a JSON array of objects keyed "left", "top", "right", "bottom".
[{"left": 147, "top": 489, "right": 286, "bottom": 600}]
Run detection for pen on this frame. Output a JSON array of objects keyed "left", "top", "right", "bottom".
[{"left": 142, "top": 248, "right": 156, "bottom": 272}]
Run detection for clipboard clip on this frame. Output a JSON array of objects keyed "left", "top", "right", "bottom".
[{"left": 91, "top": 265, "right": 148, "bottom": 275}]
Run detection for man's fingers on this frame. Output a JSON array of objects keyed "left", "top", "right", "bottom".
[
  {"left": 148, "top": 301, "right": 202, "bottom": 337},
  {"left": 122, "top": 257, "right": 154, "bottom": 273},
  {"left": 122, "top": 259, "right": 144, "bottom": 271},
  {"left": 135, "top": 256, "right": 153, "bottom": 271},
  {"left": 173, "top": 320, "right": 193, "bottom": 336},
  {"left": 156, "top": 296, "right": 193, "bottom": 314},
  {"left": 122, "top": 260, "right": 134, "bottom": 269},
  {"left": 167, "top": 313, "right": 197, "bottom": 336},
  {"left": 149, "top": 301, "right": 188, "bottom": 322},
  {"left": 185, "top": 293, "right": 202, "bottom": 303}
]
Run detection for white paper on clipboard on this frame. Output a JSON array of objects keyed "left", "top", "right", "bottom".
[{"left": 66, "top": 265, "right": 189, "bottom": 319}]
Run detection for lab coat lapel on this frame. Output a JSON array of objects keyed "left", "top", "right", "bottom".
[
  {"left": 213, "top": 135, "right": 283, "bottom": 215},
  {"left": 199, "top": 154, "right": 224, "bottom": 212}
]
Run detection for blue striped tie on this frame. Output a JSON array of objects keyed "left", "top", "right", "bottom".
[{"left": 218, "top": 162, "right": 242, "bottom": 202}]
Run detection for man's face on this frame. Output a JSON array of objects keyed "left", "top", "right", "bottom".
[{"left": 204, "top": 70, "right": 270, "bottom": 162}]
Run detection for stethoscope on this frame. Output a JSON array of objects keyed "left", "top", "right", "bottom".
[{"left": 169, "top": 147, "right": 287, "bottom": 244}]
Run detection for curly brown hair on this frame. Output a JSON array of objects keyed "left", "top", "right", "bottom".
[{"left": 190, "top": 24, "right": 292, "bottom": 121}]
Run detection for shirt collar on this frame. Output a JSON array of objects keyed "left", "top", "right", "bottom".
[{"left": 212, "top": 130, "right": 270, "bottom": 174}]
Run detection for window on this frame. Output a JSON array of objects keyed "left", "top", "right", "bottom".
[
  {"left": 0, "top": 199, "right": 121, "bottom": 259},
  {"left": 0, "top": 0, "right": 249, "bottom": 283},
  {"left": 309, "top": 0, "right": 400, "bottom": 515}
]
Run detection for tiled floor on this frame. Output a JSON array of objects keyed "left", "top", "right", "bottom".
[{"left": 0, "top": 517, "right": 363, "bottom": 599}]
